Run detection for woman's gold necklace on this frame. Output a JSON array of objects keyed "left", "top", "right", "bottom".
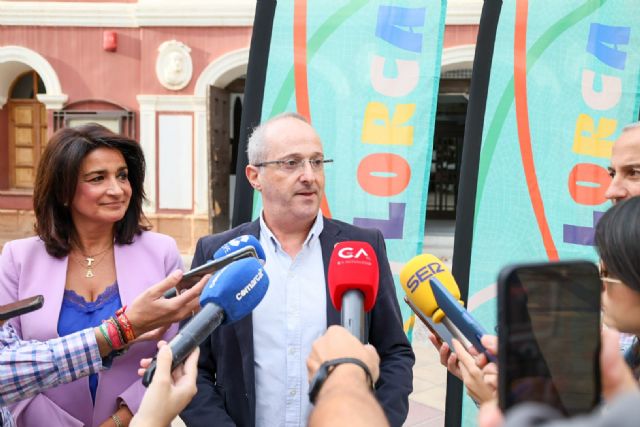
[{"left": 73, "top": 245, "right": 112, "bottom": 278}]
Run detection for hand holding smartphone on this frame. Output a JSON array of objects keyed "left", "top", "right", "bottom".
[
  {"left": 164, "top": 246, "right": 259, "bottom": 299},
  {"left": 497, "top": 260, "right": 601, "bottom": 416}
]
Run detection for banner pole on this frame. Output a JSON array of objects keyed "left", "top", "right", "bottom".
[
  {"left": 232, "top": 0, "right": 277, "bottom": 227},
  {"left": 448, "top": 1, "right": 502, "bottom": 426}
]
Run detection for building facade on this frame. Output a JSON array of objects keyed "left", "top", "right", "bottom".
[{"left": 0, "top": 0, "right": 480, "bottom": 254}]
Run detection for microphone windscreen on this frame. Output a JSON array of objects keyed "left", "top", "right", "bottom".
[
  {"left": 214, "top": 235, "right": 266, "bottom": 262},
  {"left": 399, "top": 254, "right": 461, "bottom": 322},
  {"left": 328, "top": 241, "right": 379, "bottom": 311},
  {"left": 199, "top": 257, "right": 269, "bottom": 324}
]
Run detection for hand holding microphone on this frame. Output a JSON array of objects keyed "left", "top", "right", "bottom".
[
  {"left": 164, "top": 235, "right": 266, "bottom": 299},
  {"left": 143, "top": 257, "right": 269, "bottom": 386},
  {"left": 327, "top": 241, "right": 379, "bottom": 343}
]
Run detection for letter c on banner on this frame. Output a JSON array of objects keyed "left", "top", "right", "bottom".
[
  {"left": 357, "top": 153, "right": 411, "bottom": 197},
  {"left": 568, "top": 163, "right": 610, "bottom": 205}
]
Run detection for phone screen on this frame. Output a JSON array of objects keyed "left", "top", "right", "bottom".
[{"left": 498, "top": 261, "right": 601, "bottom": 416}]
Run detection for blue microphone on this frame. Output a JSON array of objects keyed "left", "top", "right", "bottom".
[
  {"left": 213, "top": 235, "right": 266, "bottom": 262},
  {"left": 143, "top": 257, "right": 269, "bottom": 386},
  {"left": 163, "top": 235, "right": 266, "bottom": 299}
]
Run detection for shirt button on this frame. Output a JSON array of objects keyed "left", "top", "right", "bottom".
[
  {"left": 288, "top": 347, "right": 296, "bottom": 355},
  {"left": 289, "top": 389, "right": 297, "bottom": 396}
]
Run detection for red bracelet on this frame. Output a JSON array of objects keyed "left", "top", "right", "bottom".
[
  {"left": 115, "top": 306, "right": 136, "bottom": 343},
  {"left": 105, "top": 319, "right": 125, "bottom": 350}
]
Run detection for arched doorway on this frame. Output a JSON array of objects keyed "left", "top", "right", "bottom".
[
  {"left": 195, "top": 48, "right": 248, "bottom": 232},
  {"left": 6, "top": 71, "right": 47, "bottom": 189}
]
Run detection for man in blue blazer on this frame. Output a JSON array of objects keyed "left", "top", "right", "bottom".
[{"left": 180, "top": 113, "right": 414, "bottom": 427}]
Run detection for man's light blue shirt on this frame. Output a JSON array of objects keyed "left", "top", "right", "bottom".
[{"left": 253, "top": 212, "right": 327, "bottom": 427}]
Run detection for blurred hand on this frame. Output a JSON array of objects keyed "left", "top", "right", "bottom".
[
  {"left": 428, "top": 333, "right": 462, "bottom": 379},
  {"left": 126, "top": 271, "right": 210, "bottom": 337},
  {"left": 478, "top": 399, "right": 503, "bottom": 427},
  {"left": 600, "top": 328, "right": 638, "bottom": 400},
  {"left": 131, "top": 342, "right": 199, "bottom": 427},
  {"left": 452, "top": 339, "right": 497, "bottom": 404},
  {"left": 307, "top": 325, "right": 380, "bottom": 384}
]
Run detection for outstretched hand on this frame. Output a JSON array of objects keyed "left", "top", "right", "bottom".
[{"left": 127, "top": 270, "right": 210, "bottom": 337}]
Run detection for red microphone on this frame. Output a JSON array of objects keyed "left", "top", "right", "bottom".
[{"left": 328, "top": 241, "right": 379, "bottom": 343}]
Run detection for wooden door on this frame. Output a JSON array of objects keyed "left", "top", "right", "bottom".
[
  {"left": 8, "top": 101, "right": 47, "bottom": 188},
  {"left": 207, "top": 85, "right": 231, "bottom": 233}
]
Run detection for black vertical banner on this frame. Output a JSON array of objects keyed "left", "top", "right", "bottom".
[
  {"left": 232, "top": 0, "right": 277, "bottom": 227},
  {"left": 447, "top": 1, "right": 502, "bottom": 426}
]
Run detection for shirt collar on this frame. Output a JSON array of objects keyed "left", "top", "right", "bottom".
[{"left": 259, "top": 211, "right": 324, "bottom": 252}]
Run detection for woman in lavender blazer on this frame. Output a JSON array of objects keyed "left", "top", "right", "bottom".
[{"left": 0, "top": 124, "right": 182, "bottom": 427}]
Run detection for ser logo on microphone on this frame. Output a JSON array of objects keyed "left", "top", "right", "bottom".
[{"left": 406, "top": 262, "right": 444, "bottom": 293}]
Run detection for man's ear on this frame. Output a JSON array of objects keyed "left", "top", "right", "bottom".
[{"left": 246, "top": 165, "right": 261, "bottom": 191}]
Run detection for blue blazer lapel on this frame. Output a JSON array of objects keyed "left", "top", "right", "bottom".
[{"left": 319, "top": 218, "right": 342, "bottom": 326}]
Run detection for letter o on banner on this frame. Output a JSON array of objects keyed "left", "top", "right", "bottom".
[
  {"left": 357, "top": 153, "right": 411, "bottom": 197},
  {"left": 568, "top": 163, "right": 610, "bottom": 205}
]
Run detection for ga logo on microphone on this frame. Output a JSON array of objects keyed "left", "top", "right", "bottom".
[
  {"left": 406, "top": 262, "right": 444, "bottom": 293},
  {"left": 337, "top": 247, "right": 370, "bottom": 259}
]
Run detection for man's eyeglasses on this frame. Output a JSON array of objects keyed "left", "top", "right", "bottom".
[
  {"left": 253, "top": 158, "right": 334, "bottom": 172},
  {"left": 599, "top": 264, "right": 623, "bottom": 285}
]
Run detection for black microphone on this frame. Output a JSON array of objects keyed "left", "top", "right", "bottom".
[{"left": 143, "top": 257, "right": 269, "bottom": 386}]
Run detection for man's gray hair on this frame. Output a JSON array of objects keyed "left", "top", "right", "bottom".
[
  {"left": 622, "top": 121, "right": 640, "bottom": 133},
  {"left": 247, "top": 112, "right": 309, "bottom": 165}
]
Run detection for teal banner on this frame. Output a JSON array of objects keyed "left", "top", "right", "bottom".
[
  {"left": 257, "top": 0, "right": 447, "bottom": 331},
  {"left": 463, "top": 0, "right": 640, "bottom": 424}
]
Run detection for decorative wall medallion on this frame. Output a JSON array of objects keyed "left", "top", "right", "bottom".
[{"left": 156, "top": 40, "right": 193, "bottom": 91}]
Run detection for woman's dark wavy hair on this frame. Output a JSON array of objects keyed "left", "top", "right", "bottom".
[
  {"left": 33, "top": 123, "right": 150, "bottom": 258},
  {"left": 595, "top": 196, "right": 640, "bottom": 292}
]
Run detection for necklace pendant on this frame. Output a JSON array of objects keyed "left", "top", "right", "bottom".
[{"left": 86, "top": 269, "right": 94, "bottom": 278}]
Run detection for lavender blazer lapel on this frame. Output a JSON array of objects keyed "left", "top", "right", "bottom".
[
  {"left": 16, "top": 241, "right": 68, "bottom": 341},
  {"left": 114, "top": 242, "right": 145, "bottom": 306}
]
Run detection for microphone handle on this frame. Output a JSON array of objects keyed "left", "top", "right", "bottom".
[
  {"left": 441, "top": 317, "right": 472, "bottom": 347},
  {"left": 142, "top": 303, "right": 225, "bottom": 387},
  {"left": 341, "top": 289, "right": 366, "bottom": 343}
]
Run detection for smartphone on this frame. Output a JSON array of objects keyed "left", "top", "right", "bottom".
[
  {"left": 403, "top": 296, "right": 471, "bottom": 351},
  {"left": 0, "top": 295, "right": 45, "bottom": 321},
  {"left": 164, "top": 246, "right": 259, "bottom": 298},
  {"left": 498, "top": 260, "right": 601, "bottom": 416}
]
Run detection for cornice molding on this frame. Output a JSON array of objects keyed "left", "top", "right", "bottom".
[
  {"left": 0, "top": 0, "right": 480, "bottom": 27},
  {"left": 0, "top": 1, "right": 256, "bottom": 28},
  {"left": 446, "top": 0, "right": 483, "bottom": 25},
  {"left": 137, "top": 95, "right": 206, "bottom": 112}
]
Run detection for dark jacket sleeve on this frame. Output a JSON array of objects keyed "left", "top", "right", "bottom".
[
  {"left": 368, "top": 230, "right": 415, "bottom": 427},
  {"left": 179, "top": 237, "right": 236, "bottom": 427}
]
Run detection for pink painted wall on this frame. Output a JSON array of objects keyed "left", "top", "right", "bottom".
[
  {"left": 443, "top": 25, "right": 479, "bottom": 48},
  {"left": 0, "top": 26, "right": 252, "bottom": 111}
]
